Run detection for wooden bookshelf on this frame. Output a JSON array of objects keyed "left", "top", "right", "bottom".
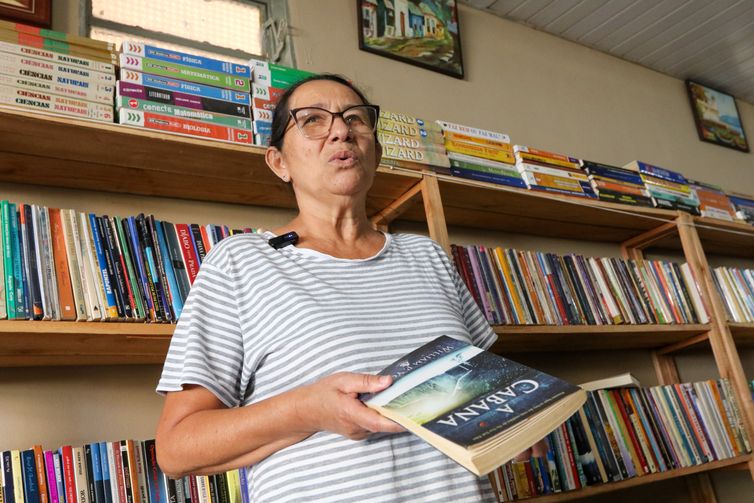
[
  {"left": 524, "top": 455, "right": 751, "bottom": 502},
  {"left": 0, "top": 321, "right": 172, "bottom": 366},
  {"left": 492, "top": 324, "right": 710, "bottom": 353},
  {"left": 729, "top": 322, "right": 754, "bottom": 347}
]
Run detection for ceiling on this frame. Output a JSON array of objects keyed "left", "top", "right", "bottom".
[{"left": 460, "top": 0, "right": 754, "bottom": 105}]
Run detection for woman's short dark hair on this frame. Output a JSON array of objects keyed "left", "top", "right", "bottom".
[{"left": 268, "top": 74, "right": 375, "bottom": 150}]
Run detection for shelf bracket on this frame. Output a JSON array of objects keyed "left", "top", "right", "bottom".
[
  {"left": 619, "top": 218, "right": 680, "bottom": 259},
  {"left": 369, "top": 179, "right": 424, "bottom": 232}
]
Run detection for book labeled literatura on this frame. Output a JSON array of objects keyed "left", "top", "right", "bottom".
[{"left": 361, "top": 335, "right": 586, "bottom": 476}]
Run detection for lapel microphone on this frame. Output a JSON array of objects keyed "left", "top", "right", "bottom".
[{"left": 268, "top": 231, "right": 299, "bottom": 249}]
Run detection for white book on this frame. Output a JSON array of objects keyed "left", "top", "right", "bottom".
[
  {"left": 105, "top": 442, "right": 121, "bottom": 503},
  {"left": 587, "top": 257, "right": 622, "bottom": 324},
  {"left": 580, "top": 372, "right": 641, "bottom": 391},
  {"left": 61, "top": 209, "right": 88, "bottom": 321},
  {"left": 515, "top": 161, "right": 589, "bottom": 181},
  {"left": 435, "top": 120, "right": 510, "bottom": 143},
  {"left": 679, "top": 263, "right": 710, "bottom": 324},
  {"left": 32, "top": 205, "right": 52, "bottom": 320},
  {"left": 73, "top": 446, "right": 91, "bottom": 503},
  {"left": 80, "top": 212, "right": 107, "bottom": 321},
  {"left": 694, "top": 381, "right": 734, "bottom": 459},
  {"left": 72, "top": 211, "right": 101, "bottom": 321}
]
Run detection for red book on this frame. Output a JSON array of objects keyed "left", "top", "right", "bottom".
[
  {"left": 175, "top": 224, "right": 200, "bottom": 284},
  {"left": 60, "top": 446, "right": 78, "bottom": 503},
  {"left": 199, "top": 225, "right": 213, "bottom": 252},
  {"left": 559, "top": 423, "right": 581, "bottom": 489},
  {"left": 112, "top": 441, "right": 127, "bottom": 503},
  {"left": 610, "top": 390, "right": 649, "bottom": 474}
]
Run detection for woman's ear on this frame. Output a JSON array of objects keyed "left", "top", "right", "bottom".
[{"left": 265, "top": 147, "right": 290, "bottom": 182}]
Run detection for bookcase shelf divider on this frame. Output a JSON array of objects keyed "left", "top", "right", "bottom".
[
  {"left": 420, "top": 175, "right": 451, "bottom": 253},
  {"left": 370, "top": 178, "right": 424, "bottom": 232}
]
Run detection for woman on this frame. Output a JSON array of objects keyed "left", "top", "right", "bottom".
[{"left": 155, "top": 74, "right": 498, "bottom": 502}]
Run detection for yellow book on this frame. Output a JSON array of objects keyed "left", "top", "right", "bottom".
[
  {"left": 494, "top": 247, "right": 528, "bottom": 324},
  {"left": 444, "top": 140, "right": 515, "bottom": 164},
  {"left": 516, "top": 151, "right": 580, "bottom": 170},
  {"left": 443, "top": 131, "right": 512, "bottom": 150}
]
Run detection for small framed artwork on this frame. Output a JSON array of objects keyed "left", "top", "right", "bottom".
[
  {"left": 357, "top": 0, "right": 464, "bottom": 79},
  {"left": 686, "top": 80, "right": 749, "bottom": 153},
  {"left": 0, "top": 0, "right": 52, "bottom": 28}
]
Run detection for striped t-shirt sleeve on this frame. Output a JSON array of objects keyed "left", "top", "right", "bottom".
[{"left": 157, "top": 256, "right": 246, "bottom": 407}]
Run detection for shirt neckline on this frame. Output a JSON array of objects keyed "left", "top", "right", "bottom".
[{"left": 262, "top": 230, "right": 392, "bottom": 262}]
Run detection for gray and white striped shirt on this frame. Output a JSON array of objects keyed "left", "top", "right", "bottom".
[{"left": 157, "top": 232, "right": 497, "bottom": 503}]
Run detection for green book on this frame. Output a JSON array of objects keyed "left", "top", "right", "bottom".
[{"left": 1, "top": 200, "right": 15, "bottom": 318}]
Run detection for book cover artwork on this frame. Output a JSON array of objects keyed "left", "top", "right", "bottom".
[{"left": 363, "top": 336, "right": 580, "bottom": 447}]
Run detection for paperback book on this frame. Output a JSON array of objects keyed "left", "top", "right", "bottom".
[{"left": 361, "top": 335, "right": 586, "bottom": 476}]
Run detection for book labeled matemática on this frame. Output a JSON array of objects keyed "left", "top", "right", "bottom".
[{"left": 361, "top": 335, "right": 586, "bottom": 476}]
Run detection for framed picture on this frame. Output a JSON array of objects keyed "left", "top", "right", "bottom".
[
  {"left": 0, "top": 0, "right": 52, "bottom": 28},
  {"left": 357, "top": 0, "right": 464, "bottom": 79},
  {"left": 686, "top": 80, "right": 749, "bottom": 153}
]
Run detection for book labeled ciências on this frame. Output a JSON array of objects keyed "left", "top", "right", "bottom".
[{"left": 361, "top": 335, "right": 586, "bottom": 476}]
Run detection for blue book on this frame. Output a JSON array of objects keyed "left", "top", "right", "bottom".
[
  {"left": 155, "top": 220, "right": 184, "bottom": 318},
  {"left": 450, "top": 166, "right": 527, "bottom": 189},
  {"left": 123, "top": 42, "right": 251, "bottom": 78},
  {"left": 88, "top": 213, "right": 118, "bottom": 318},
  {"left": 630, "top": 161, "right": 688, "bottom": 185},
  {"left": 89, "top": 443, "right": 105, "bottom": 503},
  {"left": 98, "top": 442, "right": 112, "bottom": 503},
  {"left": 137, "top": 72, "right": 250, "bottom": 105},
  {"left": 21, "top": 449, "right": 40, "bottom": 503},
  {"left": 3, "top": 450, "right": 15, "bottom": 503},
  {"left": 127, "top": 216, "right": 155, "bottom": 318},
  {"left": 582, "top": 162, "right": 644, "bottom": 186},
  {"left": 361, "top": 335, "right": 586, "bottom": 475}
]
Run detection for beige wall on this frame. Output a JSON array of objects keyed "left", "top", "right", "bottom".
[{"left": 2, "top": 0, "right": 753, "bottom": 501}]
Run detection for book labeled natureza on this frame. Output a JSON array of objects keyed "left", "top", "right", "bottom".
[{"left": 361, "top": 335, "right": 586, "bottom": 476}]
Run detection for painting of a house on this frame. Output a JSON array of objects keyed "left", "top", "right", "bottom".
[{"left": 357, "top": 0, "right": 464, "bottom": 79}]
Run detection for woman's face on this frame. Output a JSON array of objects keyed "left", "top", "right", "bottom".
[{"left": 267, "top": 79, "right": 382, "bottom": 201}]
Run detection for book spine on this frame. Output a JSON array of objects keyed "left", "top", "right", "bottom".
[
  {"left": 114, "top": 217, "right": 147, "bottom": 321},
  {"left": 13, "top": 204, "right": 29, "bottom": 319},
  {"left": 122, "top": 41, "right": 249, "bottom": 77},
  {"left": 137, "top": 215, "right": 169, "bottom": 322},
  {"left": 116, "top": 96, "right": 251, "bottom": 130},
  {"left": 445, "top": 139, "right": 515, "bottom": 164},
  {"left": 119, "top": 54, "right": 249, "bottom": 91},
  {"left": 119, "top": 70, "right": 250, "bottom": 105},
  {"left": 119, "top": 109, "right": 253, "bottom": 145},
  {"left": 1, "top": 19, "right": 115, "bottom": 50},
  {"left": 88, "top": 214, "right": 119, "bottom": 319},
  {"left": 147, "top": 216, "right": 175, "bottom": 322},
  {"left": 0, "top": 83, "right": 114, "bottom": 121},
  {"left": 155, "top": 220, "right": 184, "bottom": 318},
  {"left": 0, "top": 40, "right": 114, "bottom": 72},
  {"left": 127, "top": 216, "right": 156, "bottom": 321},
  {"left": 97, "top": 443, "right": 112, "bottom": 503},
  {"left": 0, "top": 51, "right": 114, "bottom": 83},
  {"left": 97, "top": 216, "right": 128, "bottom": 319},
  {"left": 80, "top": 212, "right": 106, "bottom": 321},
  {"left": 44, "top": 451, "right": 58, "bottom": 503},
  {"left": 449, "top": 167, "right": 527, "bottom": 189},
  {"left": 117, "top": 82, "right": 250, "bottom": 119}
]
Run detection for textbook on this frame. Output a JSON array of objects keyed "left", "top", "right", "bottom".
[{"left": 361, "top": 335, "right": 586, "bottom": 476}]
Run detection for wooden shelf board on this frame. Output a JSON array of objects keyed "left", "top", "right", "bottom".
[
  {"left": 652, "top": 216, "right": 754, "bottom": 259},
  {"left": 491, "top": 324, "right": 710, "bottom": 352},
  {"left": 523, "top": 455, "right": 751, "bottom": 502},
  {"left": 730, "top": 323, "right": 754, "bottom": 347},
  {"left": 0, "top": 321, "right": 173, "bottom": 367},
  {"left": 0, "top": 107, "right": 420, "bottom": 218}
]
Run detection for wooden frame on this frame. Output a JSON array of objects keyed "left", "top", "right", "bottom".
[
  {"left": 686, "top": 79, "right": 749, "bottom": 153},
  {"left": 0, "top": 0, "right": 51, "bottom": 28},
  {"left": 357, "top": 0, "right": 464, "bottom": 79}
]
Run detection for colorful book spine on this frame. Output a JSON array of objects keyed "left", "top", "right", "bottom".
[
  {"left": 117, "top": 82, "right": 250, "bottom": 119},
  {"left": 0, "top": 51, "right": 114, "bottom": 84},
  {"left": 446, "top": 139, "right": 515, "bottom": 164},
  {"left": 0, "top": 71, "right": 112, "bottom": 105},
  {"left": 119, "top": 109, "right": 253, "bottom": 145},
  {"left": 0, "top": 84, "right": 113, "bottom": 121},
  {"left": 122, "top": 41, "right": 250, "bottom": 77},
  {"left": 120, "top": 70, "right": 250, "bottom": 105},
  {"left": 119, "top": 54, "right": 250, "bottom": 92},
  {"left": 116, "top": 96, "right": 252, "bottom": 130},
  {"left": 248, "top": 58, "right": 315, "bottom": 88},
  {"left": 0, "top": 19, "right": 115, "bottom": 51},
  {"left": 436, "top": 120, "right": 511, "bottom": 142},
  {"left": 0, "top": 28, "right": 115, "bottom": 63},
  {"left": 0, "top": 41, "right": 114, "bottom": 73}
]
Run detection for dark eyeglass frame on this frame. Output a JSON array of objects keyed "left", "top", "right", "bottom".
[{"left": 287, "top": 104, "right": 380, "bottom": 139}]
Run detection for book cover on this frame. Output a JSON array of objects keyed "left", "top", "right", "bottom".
[{"left": 361, "top": 335, "right": 585, "bottom": 475}]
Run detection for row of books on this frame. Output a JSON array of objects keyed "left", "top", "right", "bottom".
[
  {"left": 712, "top": 266, "right": 754, "bottom": 323},
  {"left": 117, "top": 42, "right": 255, "bottom": 146},
  {"left": 450, "top": 244, "right": 709, "bottom": 327},
  {"left": 490, "top": 378, "right": 751, "bottom": 501},
  {"left": 0, "top": 20, "right": 115, "bottom": 122},
  {"left": 0, "top": 440, "right": 247, "bottom": 503},
  {"left": 370, "top": 106, "right": 754, "bottom": 226},
  {"left": 247, "top": 58, "right": 314, "bottom": 146},
  {"left": 0, "top": 200, "right": 257, "bottom": 322}
]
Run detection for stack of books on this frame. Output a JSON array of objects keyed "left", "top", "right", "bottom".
[
  {"left": 436, "top": 120, "right": 524, "bottom": 188},
  {"left": 248, "top": 58, "right": 314, "bottom": 146},
  {"left": 491, "top": 378, "right": 751, "bottom": 500},
  {"left": 0, "top": 199, "right": 257, "bottom": 322},
  {"left": 377, "top": 110, "right": 449, "bottom": 173},
  {"left": 0, "top": 20, "right": 115, "bottom": 122},
  {"left": 687, "top": 179, "right": 737, "bottom": 221},
  {"left": 0, "top": 439, "right": 247, "bottom": 503},
  {"left": 450, "top": 244, "right": 709, "bottom": 326},
  {"left": 711, "top": 266, "right": 754, "bottom": 323},
  {"left": 623, "top": 161, "right": 700, "bottom": 214},
  {"left": 727, "top": 192, "right": 754, "bottom": 224},
  {"left": 580, "top": 160, "right": 652, "bottom": 207},
  {"left": 118, "top": 42, "right": 253, "bottom": 145},
  {"left": 514, "top": 146, "right": 596, "bottom": 199}
]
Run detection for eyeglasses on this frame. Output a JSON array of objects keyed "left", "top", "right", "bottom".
[{"left": 288, "top": 104, "right": 380, "bottom": 139}]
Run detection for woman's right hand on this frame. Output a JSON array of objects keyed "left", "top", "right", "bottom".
[{"left": 299, "top": 372, "right": 406, "bottom": 440}]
